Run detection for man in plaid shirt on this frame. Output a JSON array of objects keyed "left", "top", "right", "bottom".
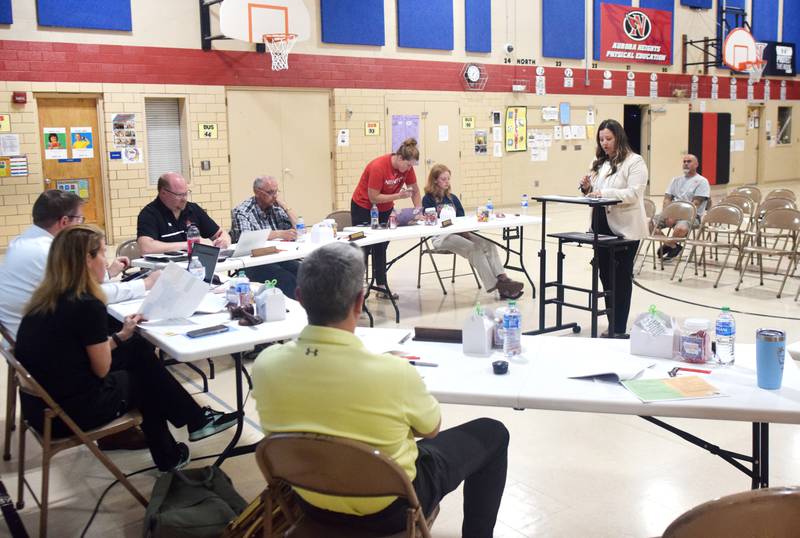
[{"left": 230, "top": 175, "right": 300, "bottom": 298}]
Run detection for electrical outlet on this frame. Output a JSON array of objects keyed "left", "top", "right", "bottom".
[
  {"left": 201, "top": 160, "right": 211, "bottom": 171},
  {"left": 534, "top": 180, "right": 540, "bottom": 187}
]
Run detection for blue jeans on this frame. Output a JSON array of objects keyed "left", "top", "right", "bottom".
[{"left": 245, "top": 260, "right": 300, "bottom": 299}]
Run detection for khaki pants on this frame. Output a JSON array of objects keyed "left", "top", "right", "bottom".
[{"left": 431, "top": 232, "right": 505, "bottom": 291}]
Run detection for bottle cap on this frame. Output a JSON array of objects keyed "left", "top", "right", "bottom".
[
  {"left": 721, "top": 306, "right": 730, "bottom": 312},
  {"left": 649, "top": 305, "right": 657, "bottom": 315}
]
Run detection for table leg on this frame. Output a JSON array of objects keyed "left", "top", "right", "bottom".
[{"left": 214, "top": 351, "right": 245, "bottom": 467}]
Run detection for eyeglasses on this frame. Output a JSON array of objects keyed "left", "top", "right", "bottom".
[
  {"left": 256, "top": 188, "right": 279, "bottom": 197},
  {"left": 164, "top": 188, "right": 191, "bottom": 198},
  {"left": 67, "top": 215, "right": 85, "bottom": 223}
]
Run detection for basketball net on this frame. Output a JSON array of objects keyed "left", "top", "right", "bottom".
[
  {"left": 744, "top": 42, "right": 768, "bottom": 84},
  {"left": 262, "top": 33, "right": 297, "bottom": 71}
]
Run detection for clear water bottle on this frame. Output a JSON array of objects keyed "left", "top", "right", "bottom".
[
  {"left": 295, "top": 216, "right": 305, "bottom": 238},
  {"left": 186, "top": 224, "right": 200, "bottom": 256},
  {"left": 236, "top": 270, "right": 251, "bottom": 307},
  {"left": 370, "top": 204, "right": 379, "bottom": 229},
  {"left": 715, "top": 306, "right": 736, "bottom": 365},
  {"left": 486, "top": 198, "right": 494, "bottom": 219},
  {"left": 187, "top": 257, "right": 206, "bottom": 281},
  {"left": 520, "top": 194, "right": 529, "bottom": 215},
  {"left": 502, "top": 300, "right": 522, "bottom": 357},
  {"left": 225, "top": 277, "right": 240, "bottom": 307}
]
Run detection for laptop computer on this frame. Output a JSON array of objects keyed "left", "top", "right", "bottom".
[
  {"left": 188, "top": 243, "right": 220, "bottom": 284},
  {"left": 230, "top": 230, "right": 270, "bottom": 258}
]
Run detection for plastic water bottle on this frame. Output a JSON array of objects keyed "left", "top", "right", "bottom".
[
  {"left": 186, "top": 224, "right": 200, "bottom": 256},
  {"left": 520, "top": 194, "right": 529, "bottom": 215},
  {"left": 236, "top": 270, "right": 251, "bottom": 307},
  {"left": 225, "top": 278, "right": 240, "bottom": 307},
  {"left": 486, "top": 198, "right": 494, "bottom": 219},
  {"left": 502, "top": 300, "right": 522, "bottom": 357},
  {"left": 295, "top": 216, "right": 305, "bottom": 238},
  {"left": 187, "top": 257, "right": 205, "bottom": 281},
  {"left": 715, "top": 306, "right": 736, "bottom": 365},
  {"left": 370, "top": 204, "right": 379, "bottom": 229}
]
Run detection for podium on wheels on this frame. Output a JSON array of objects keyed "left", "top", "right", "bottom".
[{"left": 525, "top": 195, "right": 637, "bottom": 338}]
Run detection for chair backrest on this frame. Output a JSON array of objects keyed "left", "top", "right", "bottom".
[
  {"left": 721, "top": 195, "right": 756, "bottom": 218},
  {"left": 701, "top": 204, "right": 743, "bottom": 228},
  {"left": 661, "top": 201, "right": 696, "bottom": 223},
  {"left": 256, "top": 433, "right": 419, "bottom": 503},
  {"left": 325, "top": 211, "right": 352, "bottom": 231},
  {"left": 765, "top": 189, "right": 797, "bottom": 202},
  {"left": 116, "top": 238, "right": 141, "bottom": 261},
  {"left": 758, "top": 197, "right": 796, "bottom": 217},
  {"left": 760, "top": 207, "right": 800, "bottom": 232},
  {"left": 0, "top": 320, "right": 15, "bottom": 350},
  {"left": 730, "top": 186, "right": 762, "bottom": 204},
  {"left": 643, "top": 198, "right": 656, "bottom": 219},
  {"left": 1, "top": 346, "right": 60, "bottom": 407},
  {"left": 663, "top": 486, "right": 800, "bottom": 538}
]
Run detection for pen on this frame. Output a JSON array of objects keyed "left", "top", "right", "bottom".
[
  {"left": 398, "top": 332, "right": 412, "bottom": 344},
  {"left": 409, "top": 361, "right": 438, "bottom": 367},
  {"left": 669, "top": 366, "right": 712, "bottom": 377}
]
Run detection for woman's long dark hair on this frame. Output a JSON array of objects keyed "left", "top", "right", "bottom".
[{"left": 591, "top": 119, "right": 632, "bottom": 176}]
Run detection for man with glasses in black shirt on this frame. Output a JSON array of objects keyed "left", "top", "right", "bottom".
[{"left": 137, "top": 171, "right": 231, "bottom": 254}]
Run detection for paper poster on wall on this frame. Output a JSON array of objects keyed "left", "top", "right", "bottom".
[
  {"left": 587, "top": 125, "right": 596, "bottom": 140},
  {"left": 492, "top": 142, "right": 502, "bottom": 158},
  {"left": 337, "top": 129, "right": 350, "bottom": 147},
  {"left": 391, "top": 115, "right": 419, "bottom": 153},
  {"left": 474, "top": 130, "right": 488, "bottom": 155},
  {"left": 573, "top": 125, "right": 587, "bottom": 140},
  {"left": 57, "top": 178, "right": 90, "bottom": 200},
  {"left": 364, "top": 121, "right": 380, "bottom": 136},
  {"left": 122, "top": 146, "right": 142, "bottom": 164},
  {"left": 43, "top": 127, "right": 67, "bottom": 159},
  {"left": 112, "top": 113, "right": 137, "bottom": 148},
  {"left": 0, "top": 157, "right": 9, "bottom": 177},
  {"left": 462, "top": 116, "right": 475, "bottom": 129},
  {"left": 0, "top": 133, "right": 20, "bottom": 155},
  {"left": 531, "top": 148, "right": 548, "bottom": 162},
  {"left": 542, "top": 106, "right": 558, "bottom": 121},
  {"left": 0, "top": 114, "right": 10, "bottom": 132},
  {"left": 586, "top": 108, "right": 595, "bottom": 125},
  {"left": 553, "top": 126, "right": 563, "bottom": 140},
  {"left": 563, "top": 125, "right": 573, "bottom": 140},
  {"left": 535, "top": 76, "right": 546, "bottom": 95},
  {"left": 492, "top": 126, "right": 502, "bottom": 142},
  {"left": 438, "top": 125, "right": 449, "bottom": 142},
  {"left": 505, "top": 106, "right": 527, "bottom": 152},
  {"left": 559, "top": 103, "right": 571, "bottom": 125},
  {"left": 70, "top": 127, "right": 94, "bottom": 159}
]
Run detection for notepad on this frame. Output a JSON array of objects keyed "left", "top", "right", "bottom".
[
  {"left": 621, "top": 376, "right": 726, "bottom": 403},
  {"left": 567, "top": 357, "right": 655, "bottom": 382}
]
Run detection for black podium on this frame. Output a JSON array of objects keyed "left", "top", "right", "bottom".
[{"left": 526, "top": 195, "right": 637, "bottom": 338}]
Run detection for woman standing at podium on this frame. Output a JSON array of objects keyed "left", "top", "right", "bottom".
[{"left": 579, "top": 119, "right": 648, "bottom": 338}]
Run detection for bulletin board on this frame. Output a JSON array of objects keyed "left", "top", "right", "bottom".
[{"left": 37, "top": 0, "right": 132, "bottom": 31}]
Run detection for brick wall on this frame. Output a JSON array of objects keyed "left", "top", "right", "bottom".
[{"left": 0, "top": 80, "right": 229, "bottom": 247}]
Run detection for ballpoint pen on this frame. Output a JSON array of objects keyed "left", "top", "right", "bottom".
[
  {"left": 409, "top": 361, "right": 438, "bottom": 367},
  {"left": 398, "top": 332, "right": 412, "bottom": 344},
  {"left": 669, "top": 366, "right": 712, "bottom": 377}
]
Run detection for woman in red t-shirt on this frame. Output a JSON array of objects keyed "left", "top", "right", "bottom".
[{"left": 350, "top": 138, "right": 422, "bottom": 298}]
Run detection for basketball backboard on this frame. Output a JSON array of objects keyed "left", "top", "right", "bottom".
[
  {"left": 723, "top": 28, "right": 757, "bottom": 71},
  {"left": 220, "top": 0, "right": 310, "bottom": 43}
]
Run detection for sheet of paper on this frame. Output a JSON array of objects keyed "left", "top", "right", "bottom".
[
  {"left": 438, "top": 125, "right": 449, "bottom": 142},
  {"left": 621, "top": 376, "right": 726, "bottom": 403},
  {"left": 0, "top": 134, "right": 20, "bottom": 155},
  {"left": 137, "top": 263, "right": 209, "bottom": 320},
  {"left": 567, "top": 356, "right": 654, "bottom": 382},
  {"left": 195, "top": 294, "right": 227, "bottom": 314}
]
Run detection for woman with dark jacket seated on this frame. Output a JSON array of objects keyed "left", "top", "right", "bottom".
[{"left": 14, "top": 225, "right": 237, "bottom": 472}]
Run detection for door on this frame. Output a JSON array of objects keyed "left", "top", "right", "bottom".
[
  {"left": 227, "top": 89, "right": 333, "bottom": 223},
  {"left": 385, "top": 99, "right": 461, "bottom": 198},
  {"left": 37, "top": 98, "right": 105, "bottom": 228},
  {"left": 744, "top": 106, "right": 763, "bottom": 183},
  {"left": 647, "top": 103, "right": 690, "bottom": 194}
]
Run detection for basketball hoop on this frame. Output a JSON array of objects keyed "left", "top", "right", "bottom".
[
  {"left": 742, "top": 42, "right": 768, "bottom": 84},
  {"left": 262, "top": 33, "right": 297, "bottom": 71}
]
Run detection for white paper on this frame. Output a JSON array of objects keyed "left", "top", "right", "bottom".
[
  {"left": 195, "top": 294, "right": 228, "bottom": 314},
  {"left": 535, "top": 76, "right": 546, "bottom": 96},
  {"left": 626, "top": 80, "right": 635, "bottom": 97},
  {"left": 586, "top": 109, "right": 595, "bottom": 125},
  {"left": 699, "top": 101, "right": 707, "bottom": 113},
  {"left": 734, "top": 139, "right": 745, "bottom": 152},
  {"left": 0, "top": 134, "right": 20, "bottom": 155},
  {"left": 603, "top": 79, "right": 612, "bottom": 89},
  {"left": 438, "top": 125, "right": 449, "bottom": 142},
  {"left": 730, "top": 124, "right": 735, "bottom": 136},
  {"left": 542, "top": 106, "right": 559, "bottom": 121},
  {"left": 649, "top": 81, "right": 658, "bottom": 98},
  {"left": 553, "top": 126, "right": 562, "bottom": 140},
  {"left": 573, "top": 125, "right": 587, "bottom": 140},
  {"left": 563, "top": 125, "right": 573, "bottom": 140},
  {"left": 138, "top": 263, "right": 210, "bottom": 320},
  {"left": 492, "top": 142, "right": 503, "bottom": 157},
  {"left": 122, "top": 146, "right": 141, "bottom": 163},
  {"left": 492, "top": 126, "right": 502, "bottom": 142},
  {"left": 566, "top": 356, "right": 655, "bottom": 382},
  {"left": 337, "top": 129, "right": 350, "bottom": 147}
]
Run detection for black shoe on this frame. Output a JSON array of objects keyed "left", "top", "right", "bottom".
[
  {"left": 188, "top": 407, "right": 238, "bottom": 442},
  {"left": 159, "top": 442, "right": 190, "bottom": 473},
  {"left": 664, "top": 245, "right": 683, "bottom": 260},
  {"left": 657, "top": 245, "right": 673, "bottom": 258}
]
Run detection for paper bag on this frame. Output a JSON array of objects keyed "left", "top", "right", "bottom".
[
  {"left": 462, "top": 310, "right": 493, "bottom": 356},
  {"left": 630, "top": 309, "right": 676, "bottom": 360},
  {"left": 256, "top": 286, "right": 286, "bottom": 322}
]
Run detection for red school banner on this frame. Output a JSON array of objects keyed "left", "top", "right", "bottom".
[{"left": 600, "top": 4, "right": 672, "bottom": 65}]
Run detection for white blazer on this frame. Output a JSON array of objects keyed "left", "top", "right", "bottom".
[{"left": 589, "top": 153, "right": 649, "bottom": 240}]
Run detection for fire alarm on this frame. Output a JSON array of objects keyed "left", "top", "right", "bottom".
[{"left": 12, "top": 92, "right": 27, "bottom": 104}]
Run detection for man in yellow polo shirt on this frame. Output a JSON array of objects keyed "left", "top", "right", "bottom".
[{"left": 253, "top": 242, "right": 509, "bottom": 538}]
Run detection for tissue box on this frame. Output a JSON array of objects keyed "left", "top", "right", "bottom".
[{"left": 630, "top": 312, "right": 676, "bottom": 360}]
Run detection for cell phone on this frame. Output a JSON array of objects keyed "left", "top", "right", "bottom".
[
  {"left": 165, "top": 251, "right": 185, "bottom": 256},
  {"left": 186, "top": 325, "right": 230, "bottom": 338},
  {"left": 121, "top": 269, "right": 151, "bottom": 282}
]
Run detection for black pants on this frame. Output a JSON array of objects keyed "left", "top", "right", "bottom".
[
  {"left": 300, "top": 418, "right": 509, "bottom": 538},
  {"left": 351, "top": 201, "right": 393, "bottom": 287},
  {"left": 245, "top": 260, "right": 300, "bottom": 299},
  {"left": 593, "top": 208, "right": 639, "bottom": 334},
  {"left": 21, "top": 337, "right": 206, "bottom": 471}
]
